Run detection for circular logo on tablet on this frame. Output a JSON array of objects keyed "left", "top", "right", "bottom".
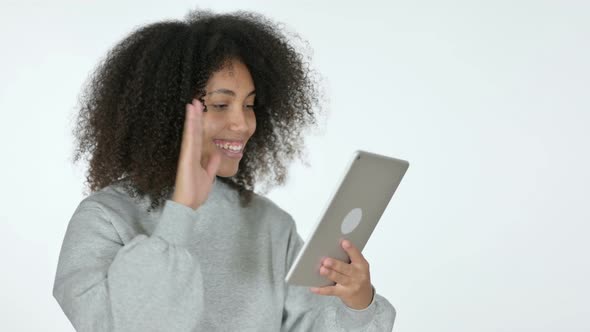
[{"left": 341, "top": 208, "right": 363, "bottom": 234}]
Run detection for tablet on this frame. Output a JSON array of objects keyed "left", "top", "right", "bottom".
[{"left": 285, "top": 150, "right": 409, "bottom": 287}]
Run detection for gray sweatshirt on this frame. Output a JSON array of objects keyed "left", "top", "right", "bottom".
[{"left": 53, "top": 177, "right": 396, "bottom": 331}]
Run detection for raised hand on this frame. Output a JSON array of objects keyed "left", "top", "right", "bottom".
[{"left": 171, "top": 98, "right": 222, "bottom": 210}]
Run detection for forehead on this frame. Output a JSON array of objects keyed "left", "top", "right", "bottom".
[{"left": 206, "top": 60, "right": 255, "bottom": 93}]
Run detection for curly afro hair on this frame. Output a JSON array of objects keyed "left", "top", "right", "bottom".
[{"left": 71, "top": 9, "right": 325, "bottom": 212}]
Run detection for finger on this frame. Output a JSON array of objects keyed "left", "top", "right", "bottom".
[
  {"left": 191, "top": 98, "right": 205, "bottom": 149},
  {"left": 320, "top": 265, "right": 351, "bottom": 286},
  {"left": 192, "top": 99, "right": 208, "bottom": 162},
  {"left": 310, "top": 285, "right": 339, "bottom": 297},
  {"left": 193, "top": 97, "right": 206, "bottom": 112},
  {"left": 182, "top": 100, "right": 203, "bottom": 163},
  {"left": 322, "top": 257, "right": 354, "bottom": 277},
  {"left": 341, "top": 239, "right": 368, "bottom": 266}
]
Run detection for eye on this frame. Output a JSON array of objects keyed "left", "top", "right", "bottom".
[
  {"left": 246, "top": 98, "right": 257, "bottom": 111},
  {"left": 211, "top": 104, "right": 228, "bottom": 110}
]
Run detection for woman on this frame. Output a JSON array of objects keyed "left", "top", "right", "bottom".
[{"left": 53, "top": 9, "right": 396, "bottom": 331}]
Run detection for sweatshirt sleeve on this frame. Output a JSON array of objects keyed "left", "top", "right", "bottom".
[
  {"left": 52, "top": 199, "right": 206, "bottom": 332},
  {"left": 281, "top": 218, "right": 396, "bottom": 332}
]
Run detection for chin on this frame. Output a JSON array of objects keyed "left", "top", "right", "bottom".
[{"left": 216, "top": 165, "right": 240, "bottom": 178}]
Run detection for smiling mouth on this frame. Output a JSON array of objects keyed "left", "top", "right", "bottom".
[{"left": 213, "top": 139, "right": 245, "bottom": 158}]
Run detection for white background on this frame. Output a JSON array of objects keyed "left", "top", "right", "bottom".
[{"left": 1, "top": 0, "right": 589, "bottom": 331}]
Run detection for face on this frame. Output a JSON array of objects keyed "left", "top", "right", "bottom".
[{"left": 200, "top": 59, "right": 257, "bottom": 177}]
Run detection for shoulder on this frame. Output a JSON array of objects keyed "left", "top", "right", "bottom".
[{"left": 75, "top": 180, "right": 149, "bottom": 225}]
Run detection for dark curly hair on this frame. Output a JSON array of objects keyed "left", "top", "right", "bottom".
[{"left": 71, "top": 9, "right": 325, "bottom": 212}]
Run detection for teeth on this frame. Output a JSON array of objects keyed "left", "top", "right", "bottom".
[{"left": 215, "top": 142, "right": 243, "bottom": 152}]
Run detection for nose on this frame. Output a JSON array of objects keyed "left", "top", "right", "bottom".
[{"left": 227, "top": 106, "right": 249, "bottom": 132}]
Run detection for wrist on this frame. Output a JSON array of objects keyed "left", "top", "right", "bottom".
[{"left": 342, "top": 284, "right": 375, "bottom": 310}]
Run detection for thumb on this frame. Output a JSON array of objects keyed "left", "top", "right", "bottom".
[{"left": 206, "top": 151, "right": 222, "bottom": 179}]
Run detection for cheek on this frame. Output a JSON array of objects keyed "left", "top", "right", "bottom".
[
  {"left": 201, "top": 117, "right": 220, "bottom": 159},
  {"left": 248, "top": 113, "right": 257, "bottom": 134},
  {"left": 200, "top": 115, "right": 223, "bottom": 148}
]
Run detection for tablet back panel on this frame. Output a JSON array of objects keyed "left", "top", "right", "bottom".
[{"left": 285, "top": 150, "right": 409, "bottom": 287}]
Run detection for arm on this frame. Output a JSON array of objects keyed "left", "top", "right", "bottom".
[
  {"left": 281, "top": 219, "right": 396, "bottom": 332},
  {"left": 52, "top": 199, "right": 205, "bottom": 332}
]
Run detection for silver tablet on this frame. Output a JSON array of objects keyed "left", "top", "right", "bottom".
[{"left": 285, "top": 150, "right": 409, "bottom": 287}]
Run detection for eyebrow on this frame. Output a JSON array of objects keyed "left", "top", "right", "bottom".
[{"left": 207, "top": 89, "right": 256, "bottom": 97}]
